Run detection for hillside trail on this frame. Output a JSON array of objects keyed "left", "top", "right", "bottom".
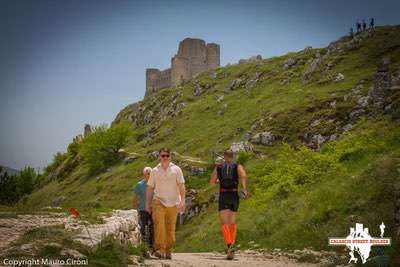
[{"left": 143, "top": 251, "right": 319, "bottom": 267}]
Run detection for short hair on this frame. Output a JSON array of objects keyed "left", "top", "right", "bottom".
[
  {"left": 159, "top": 147, "right": 170, "bottom": 154},
  {"left": 224, "top": 149, "right": 234, "bottom": 157},
  {"left": 143, "top": 167, "right": 152, "bottom": 173}
]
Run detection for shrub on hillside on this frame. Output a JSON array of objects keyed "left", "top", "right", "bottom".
[
  {"left": 254, "top": 122, "right": 398, "bottom": 201},
  {"left": 16, "top": 166, "right": 36, "bottom": 197},
  {"left": 43, "top": 152, "right": 68, "bottom": 176},
  {"left": 79, "top": 122, "right": 134, "bottom": 174}
]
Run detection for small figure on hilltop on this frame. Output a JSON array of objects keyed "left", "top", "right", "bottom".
[
  {"left": 362, "top": 19, "right": 367, "bottom": 32},
  {"left": 356, "top": 19, "right": 362, "bottom": 33},
  {"left": 349, "top": 27, "right": 354, "bottom": 38},
  {"left": 369, "top": 17, "right": 375, "bottom": 31}
]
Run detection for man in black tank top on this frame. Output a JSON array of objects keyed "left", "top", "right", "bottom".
[{"left": 210, "top": 150, "right": 249, "bottom": 260}]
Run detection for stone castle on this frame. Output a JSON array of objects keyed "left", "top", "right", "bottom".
[{"left": 145, "top": 38, "right": 220, "bottom": 96}]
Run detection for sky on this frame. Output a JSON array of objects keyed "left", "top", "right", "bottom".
[{"left": 1, "top": 0, "right": 400, "bottom": 170}]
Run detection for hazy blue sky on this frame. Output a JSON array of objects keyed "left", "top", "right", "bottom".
[{"left": 1, "top": 0, "right": 400, "bottom": 170}]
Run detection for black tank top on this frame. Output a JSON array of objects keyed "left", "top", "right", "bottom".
[{"left": 217, "top": 162, "right": 239, "bottom": 190}]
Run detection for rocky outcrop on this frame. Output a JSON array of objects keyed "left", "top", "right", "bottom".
[
  {"left": 230, "top": 141, "right": 254, "bottom": 153},
  {"left": 334, "top": 73, "right": 345, "bottom": 82},
  {"left": 194, "top": 81, "right": 212, "bottom": 96},
  {"left": 250, "top": 131, "right": 275, "bottom": 146},
  {"left": 303, "top": 57, "right": 323, "bottom": 81},
  {"left": 283, "top": 57, "right": 297, "bottom": 69},
  {"left": 65, "top": 209, "right": 140, "bottom": 247}
]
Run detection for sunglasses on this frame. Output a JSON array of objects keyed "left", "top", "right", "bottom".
[{"left": 160, "top": 154, "right": 170, "bottom": 158}]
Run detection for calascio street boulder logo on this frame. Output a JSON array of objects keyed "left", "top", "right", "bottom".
[{"left": 329, "top": 222, "right": 391, "bottom": 264}]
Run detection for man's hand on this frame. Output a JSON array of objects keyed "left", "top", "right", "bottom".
[
  {"left": 145, "top": 204, "right": 152, "bottom": 214},
  {"left": 241, "top": 190, "right": 250, "bottom": 199},
  {"left": 178, "top": 200, "right": 186, "bottom": 213}
]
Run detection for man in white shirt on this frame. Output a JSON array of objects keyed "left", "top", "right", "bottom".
[{"left": 146, "top": 148, "right": 186, "bottom": 259}]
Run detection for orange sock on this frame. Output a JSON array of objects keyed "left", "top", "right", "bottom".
[
  {"left": 222, "top": 224, "right": 232, "bottom": 246},
  {"left": 230, "top": 224, "right": 237, "bottom": 245}
]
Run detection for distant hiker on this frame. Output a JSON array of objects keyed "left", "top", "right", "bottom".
[
  {"left": 146, "top": 148, "right": 186, "bottom": 260},
  {"left": 356, "top": 19, "right": 361, "bottom": 33},
  {"left": 210, "top": 150, "right": 249, "bottom": 260},
  {"left": 369, "top": 17, "right": 375, "bottom": 31},
  {"left": 362, "top": 19, "right": 367, "bottom": 32},
  {"left": 133, "top": 167, "right": 154, "bottom": 251},
  {"left": 349, "top": 27, "right": 354, "bottom": 38}
]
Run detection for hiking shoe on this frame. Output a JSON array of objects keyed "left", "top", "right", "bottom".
[
  {"left": 227, "top": 247, "right": 234, "bottom": 260},
  {"left": 153, "top": 250, "right": 165, "bottom": 259},
  {"left": 165, "top": 252, "right": 172, "bottom": 259}
]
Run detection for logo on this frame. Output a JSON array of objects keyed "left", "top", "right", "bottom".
[{"left": 328, "top": 222, "right": 391, "bottom": 264}]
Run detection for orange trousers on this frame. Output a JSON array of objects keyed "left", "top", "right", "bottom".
[{"left": 152, "top": 199, "right": 178, "bottom": 253}]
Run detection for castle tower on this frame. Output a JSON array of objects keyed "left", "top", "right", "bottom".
[
  {"left": 145, "top": 38, "right": 220, "bottom": 96},
  {"left": 145, "top": 68, "right": 161, "bottom": 96},
  {"left": 206, "top": 43, "right": 220, "bottom": 70}
]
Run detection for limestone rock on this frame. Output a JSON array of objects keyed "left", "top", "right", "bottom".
[
  {"left": 64, "top": 209, "right": 140, "bottom": 247},
  {"left": 143, "top": 111, "right": 154, "bottom": 124},
  {"left": 310, "top": 119, "right": 321, "bottom": 128},
  {"left": 250, "top": 131, "right": 275, "bottom": 145},
  {"left": 357, "top": 96, "right": 370, "bottom": 108},
  {"left": 343, "top": 123, "right": 353, "bottom": 132},
  {"left": 334, "top": 73, "right": 345, "bottom": 82},
  {"left": 216, "top": 95, "right": 224, "bottom": 103},
  {"left": 283, "top": 57, "right": 297, "bottom": 69},
  {"left": 310, "top": 134, "right": 326, "bottom": 150},
  {"left": 303, "top": 58, "right": 322, "bottom": 81},
  {"left": 60, "top": 248, "right": 85, "bottom": 258},
  {"left": 228, "top": 78, "right": 243, "bottom": 90},
  {"left": 123, "top": 154, "right": 138, "bottom": 164},
  {"left": 230, "top": 141, "right": 254, "bottom": 153}
]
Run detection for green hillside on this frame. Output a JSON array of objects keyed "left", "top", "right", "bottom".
[{"left": 19, "top": 26, "right": 400, "bottom": 264}]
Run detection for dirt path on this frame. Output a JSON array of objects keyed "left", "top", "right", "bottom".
[{"left": 144, "top": 252, "right": 319, "bottom": 267}]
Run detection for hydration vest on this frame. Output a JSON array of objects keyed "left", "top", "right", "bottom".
[{"left": 217, "top": 162, "right": 239, "bottom": 190}]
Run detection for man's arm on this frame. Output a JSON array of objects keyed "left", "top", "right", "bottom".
[
  {"left": 210, "top": 166, "right": 219, "bottom": 185},
  {"left": 238, "top": 164, "right": 249, "bottom": 197},
  {"left": 133, "top": 195, "right": 139, "bottom": 209},
  {"left": 178, "top": 182, "right": 186, "bottom": 212},
  {"left": 145, "top": 186, "right": 154, "bottom": 214}
]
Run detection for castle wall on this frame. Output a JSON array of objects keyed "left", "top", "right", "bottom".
[
  {"left": 171, "top": 56, "right": 189, "bottom": 86},
  {"left": 145, "top": 68, "right": 171, "bottom": 96},
  {"left": 145, "top": 38, "right": 220, "bottom": 96},
  {"left": 206, "top": 43, "right": 220, "bottom": 70}
]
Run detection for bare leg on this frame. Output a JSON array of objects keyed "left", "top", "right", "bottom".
[
  {"left": 219, "top": 209, "right": 232, "bottom": 247},
  {"left": 219, "top": 209, "right": 231, "bottom": 224}
]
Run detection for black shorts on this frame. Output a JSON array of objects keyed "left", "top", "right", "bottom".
[{"left": 218, "top": 192, "right": 239, "bottom": 212}]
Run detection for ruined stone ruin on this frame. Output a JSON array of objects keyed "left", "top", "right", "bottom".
[{"left": 146, "top": 38, "right": 220, "bottom": 96}]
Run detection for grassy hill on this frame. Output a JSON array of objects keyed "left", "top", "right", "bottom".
[{"left": 17, "top": 26, "right": 400, "bottom": 264}]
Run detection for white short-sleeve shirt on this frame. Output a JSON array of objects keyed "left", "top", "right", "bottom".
[{"left": 147, "top": 162, "right": 185, "bottom": 207}]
